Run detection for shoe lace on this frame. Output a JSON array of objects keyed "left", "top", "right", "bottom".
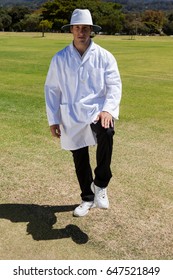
[{"left": 98, "top": 188, "right": 106, "bottom": 199}]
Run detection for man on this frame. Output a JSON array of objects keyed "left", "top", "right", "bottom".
[{"left": 45, "top": 9, "right": 122, "bottom": 217}]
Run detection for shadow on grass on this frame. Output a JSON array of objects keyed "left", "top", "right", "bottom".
[{"left": 0, "top": 204, "right": 88, "bottom": 244}]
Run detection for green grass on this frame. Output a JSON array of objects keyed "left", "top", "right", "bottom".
[{"left": 0, "top": 32, "right": 173, "bottom": 260}]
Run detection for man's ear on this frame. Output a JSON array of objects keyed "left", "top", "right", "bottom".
[{"left": 70, "top": 26, "right": 73, "bottom": 33}]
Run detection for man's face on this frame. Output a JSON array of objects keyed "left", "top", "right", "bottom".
[{"left": 70, "top": 25, "right": 92, "bottom": 45}]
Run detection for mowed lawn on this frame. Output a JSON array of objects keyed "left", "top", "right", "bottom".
[{"left": 0, "top": 32, "right": 173, "bottom": 260}]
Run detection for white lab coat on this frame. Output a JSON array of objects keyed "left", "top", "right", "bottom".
[{"left": 45, "top": 41, "right": 122, "bottom": 150}]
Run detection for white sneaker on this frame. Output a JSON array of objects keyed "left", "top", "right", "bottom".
[
  {"left": 73, "top": 201, "right": 94, "bottom": 217},
  {"left": 91, "top": 183, "right": 109, "bottom": 209}
]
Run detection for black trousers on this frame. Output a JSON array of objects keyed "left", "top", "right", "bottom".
[{"left": 71, "top": 121, "right": 114, "bottom": 201}]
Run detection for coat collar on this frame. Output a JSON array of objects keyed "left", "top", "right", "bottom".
[{"left": 69, "top": 40, "right": 95, "bottom": 64}]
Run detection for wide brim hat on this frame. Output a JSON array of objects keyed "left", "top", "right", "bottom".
[{"left": 61, "top": 9, "right": 102, "bottom": 32}]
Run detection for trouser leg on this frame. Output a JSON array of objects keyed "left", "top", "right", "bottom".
[
  {"left": 71, "top": 147, "right": 94, "bottom": 202},
  {"left": 91, "top": 120, "right": 114, "bottom": 188}
]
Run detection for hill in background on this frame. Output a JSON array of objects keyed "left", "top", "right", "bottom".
[
  {"left": 0, "top": 0, "right": 173, "bottom": 12},
  {"left": 0, "top": 0, "right": 46, "bottom": 8},
  {"left": 105, "top": 0, "right": 173, "bottom": 12}
]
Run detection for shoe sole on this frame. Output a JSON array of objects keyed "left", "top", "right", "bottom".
[{"left": 73, "top": 211, "right": 89, "bottom": 217}]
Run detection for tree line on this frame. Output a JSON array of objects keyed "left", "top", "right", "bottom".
[{"left": 0, "top": 0, "right": 173, "bottom": 35}]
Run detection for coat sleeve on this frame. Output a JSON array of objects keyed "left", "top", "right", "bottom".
[
  {"left": 44, "top": 55, "right": 61, "bottom": 126},
  {"left": 102, "top": 52, "right": 122, "bottom": 119}
]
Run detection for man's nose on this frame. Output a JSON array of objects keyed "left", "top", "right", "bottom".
[{"left": 78, "top": 28, "right": 85, "bottom": 34}]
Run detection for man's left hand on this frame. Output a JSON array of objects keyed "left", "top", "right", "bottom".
[{"left": 95, "top": 111, "right": 113, "bottom": 129}]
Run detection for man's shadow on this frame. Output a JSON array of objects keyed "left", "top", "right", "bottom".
[{"left": 0, "top": 204, "right": 88, "bottom": 244}]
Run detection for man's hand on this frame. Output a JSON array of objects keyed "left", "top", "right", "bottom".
[
  {"left": 95, "top": 111, "right": 113, "bottom": 129},
  {"left": 50, "top": 124, "right": 61, "bottom": 138}
]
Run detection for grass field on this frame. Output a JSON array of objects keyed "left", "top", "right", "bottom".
[{"left": 0, "top": 32, "right": 173, "bottom": 260}]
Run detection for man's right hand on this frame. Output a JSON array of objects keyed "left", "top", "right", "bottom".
[{"left": 50, "top": 124, "right": 61, "bottom": 138}]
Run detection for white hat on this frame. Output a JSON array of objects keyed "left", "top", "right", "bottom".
[{"left": 61, "top": 9, "right": 101, "bottom": 32}]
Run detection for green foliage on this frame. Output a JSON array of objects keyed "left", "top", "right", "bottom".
[
  {"left": 41, "top": 0, "right": 124, "bottom": 33},
  {"left": 42, "top": 0, "right": 77, "bottom": 30},
  {"left": 39, "top": 19, "right": 52, "bottom": 29},
  {"left": 142, "top": 10, "right": 165, "bottom": 34},
  {"left": 22, "top": 13, "right": 41, "bottom": 31},
  {"left": 0, "top": 7, "right": 12, "bottom": 30},
  {"left": 163, "top": 12, "right": 173, "bottom": 35},
  {"left": 0, "top": 1, "right": 172, "bottom": 34},
  {"left": 7, "top": 5, "right": 32, "bottom": 31},
  {"left": 39, "top": 19, "right": 53, "bottom": 36}
]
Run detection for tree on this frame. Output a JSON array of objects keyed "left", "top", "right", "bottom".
[
  {"left": 0, "top": 8, "right": 12, "bottom": 31},
  {"left": 122, "top": 12, "right": 151, "bottom": 36},
  {"left": 41, "top": 0, "right": 123, "bottom": 34},
  {"left": 41, "top": 0, "right": 76, "bottom": 31},
  {"left": 122, "top": 13, "right": 137, "bottom": 36},
  {"left": 163, "top": 13, "right": 173, "bottom": 35},
  {"left": 142, "top": 10, "right": 165, "bottom": 34},
  {"left": 22, "top": 13, "right": 41, "bottom": 31},
  {"left": 7, "top": 5, "right": 31, "bottom": 31},
  {"left": 39, "top": 19, "right": 52, "bottom": 37},
  {"left": 93, "top": 2, "right": 123, "bottom": 35}
]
